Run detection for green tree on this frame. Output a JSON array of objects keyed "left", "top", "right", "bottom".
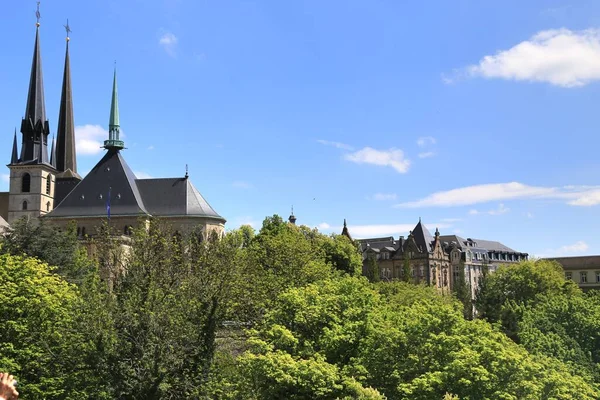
[
  {"left": 0, "top": 252, "right": 90, "bottom": 399},
  {"left": 319, "top": 234, "right": 362, "bottom": 276},
  {"left": 475, "top": 259, "right": 578, "bottom": 339},
  {"left": 231, "top": 276, "right": 598, "bottom": 399},
  {"left": 401, "top": 253, "right": 412, "bottom": 283},
  {"left": 452, "top": 261, "right": 472, "bottom": 319},
  {"left": 0, "top": 217, "right": 91, "bottom": 283},
  {"left": 78, "top": 220, "right": 244, "bottom": 398},
  {"left": 365, "top": 253, "right": 380, "bottom": 283}
]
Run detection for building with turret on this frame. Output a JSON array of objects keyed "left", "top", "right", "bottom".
[
  {"left": 347, "top": 219, "right": 528, "bottom": 297},
  {"left": 1, "top": 10, "right": 225, "bottom": 238}
]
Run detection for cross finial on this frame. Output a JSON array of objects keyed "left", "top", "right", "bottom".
[
  {"left": 36, "top": 2, "right": 41, "bottom": 26},
  {"left": 64, "top": 19, "right": 71, "bottom": 41}
]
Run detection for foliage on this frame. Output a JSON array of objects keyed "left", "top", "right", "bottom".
[
  {"left": 365, "top": 253, "right": 380, "bottom": 283},
  {"left": 0, "top": 217, "right": 91, "bottom": 283},
  {"left": 0, "top": 253, "right": 88, "bottom": 399},
  {"left": 225, "top": 276, "right": 599, "bottom": 399},
  {"left": 81, "top": 220, "right": 243, "bottom": 398},
  {"left": 401, "top": 253, "right": 412, "bottom": 283},
  {"left": 452, "top": 261, "right": 473, "bottom": 319},
  {"left": 475, "top": 259, "right": 578, "bottom": 339}
]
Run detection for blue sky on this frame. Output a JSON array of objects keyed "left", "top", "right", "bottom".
[{"left": 1, "top": 0, "right": 600, "bottom": 257}]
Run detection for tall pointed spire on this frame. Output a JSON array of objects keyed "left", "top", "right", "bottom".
[
  {"left": 11, "top": 129, "right": 19, "bottom": 164},
  {"left": 25, "top": 4, "right": 46, "bottom": 128},
  {"left": 104, "top": 67, "right": 124, "bottom": 150},
  {"left": 56, "top": 20, "right": 79, "bottom": 176},
  {"left": 19, "top": 2, "right": 50, "bottom": 164},
  {"left": 50, "top": 136, "right": 56, "bottom": 168}
]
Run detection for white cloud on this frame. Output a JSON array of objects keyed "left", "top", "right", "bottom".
[
  {"left": 417, "top": 136, "right": 436, "bottom": 147},
  {"left": 469, "top": 203, "right": 510, "bottom": 216},
  {"left": 1, "top": 174, "right": 9, "bottom": 183},
  {"left": 75, "top": 124, "right": 107, "bottom": 155},
  {"left": 317, "top": 139, "right": 354, "bottom": 151},
  {"left": 147, "top": 145, "right": 155, "bottom": 150},
  {"left": 344, "top": 147, "right": 410, "bottom": 174},
  {"left": 465, "top": 28, "right": 600, "bottom": 87},
  {"left": 442, "top": 218, "right": 462, "bottom": 222},
  {"left": 453, "top": 229, "right": 463, "bottom": 234},
  {"left": 159, "top": 32, "right": 178, "bottom": 57},
  {"left": 566, "top": 189, "right": 600, "bottom": 206},
  {"left": 418, "top": 151, "right": 435, "bottom": 159},
  {"left": 526, "top": 212, "right": 534, "bottom": 219},
  {"left": 134, "top": 171, "right": 153, "bottom": 179},
  {"left": 542, "top": 241, "right": 589, "bottom": 257},
  {"left": 317, "top": 222, "right": 331, "bottom": 230},
  {"left": 232, "top": 181, "right": 253, "bottom": 189},
  {"left": 397, "top": 182, "right": 600, "bottom": 208},
  {"left": 371, "top": 193, "right": 397, "bottom": 201}
]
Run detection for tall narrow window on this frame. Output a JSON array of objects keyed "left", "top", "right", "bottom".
[
  {"left": 46, "top": 201, "right": 50, "bottom": 212},
  {"left": 46, "top": 174, "right": 51, "bottom": 195},
  {"left": 22, "top": 173, "right": 31, "bottom": 193},
  {"left": 22, "top": 200, "right": 28, "bottom": 210}
]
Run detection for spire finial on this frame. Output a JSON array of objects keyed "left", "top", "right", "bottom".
[
  {"left": 288, "top": 206, "right": 297, "bottom": 225},
  {"left": 36, "top": 2, "right": 41, "bottom": 27},
  {"left": 344, "top": 218, "right": 347, "bottom": 227},
  {"left": 64, "top": 19, "right": 71, "bottom": 41},
  {"left": 104, "top": 67, "right": 124, "bottom": 150},
  {"left": 185, "top": 164, "right": 189, "bottom": 178}
]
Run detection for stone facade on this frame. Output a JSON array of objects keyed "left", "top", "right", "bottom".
[
  {"left": 354, "top": 221, "right": 528, "bottom": 297},
  {"left": 544, "top": 256, "right": 600, "bottom": 291},
  {"left": 8, "top": 165, "right": 55, "bottom": 224}
]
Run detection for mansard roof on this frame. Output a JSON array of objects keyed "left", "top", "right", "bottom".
[{"left": 438, "top": 234, "right": 526, "bottom": 254}]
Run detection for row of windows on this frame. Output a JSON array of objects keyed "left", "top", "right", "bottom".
[
  {"left": 20, "top": 173, "right": 52, "bottom": 195},
  {"left": 21, "top": 200, "right": 51, "bottom": 212},
  {"left": 565, "top": 271, "right": 600, "bottom": 283}
]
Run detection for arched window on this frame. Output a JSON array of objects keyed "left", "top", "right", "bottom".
[
  {"left": 22, "top": 173, "right": 31, "bottom": 193},
  {"left": 46, "top": 201, "right": 50, "bottom": 212},
  {"left": 22, "top": 200, "right": 28, "bottom": 210},
  {"left": 46, "top": 174, "right": 52, "bottom": 195}
]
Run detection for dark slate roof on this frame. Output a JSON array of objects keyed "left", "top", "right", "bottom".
[
  {"left": 412, "top": 220, "right": 434, "bottom": 253},
  {"left": 47, "top": 149, "right": 148, "bottom": 217},
  {"left": 439, "top": 234, "right": 523, "bottom": 254},
  {"left": 136, "top": 178, "right": 225, "bottom": 222},
  {"left": 545, "top": 256, "right": 600, "bottom": 270}
]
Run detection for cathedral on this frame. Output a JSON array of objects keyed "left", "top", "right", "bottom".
[{"left": 0, "top": 16, "right": 226, "bottom": 238}]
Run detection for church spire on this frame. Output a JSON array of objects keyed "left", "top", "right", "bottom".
[
  {"left": 55, "top": 20, "right": 79, "bottom": 176},
  {"left": 50, "top": 136, "right": 56, "bottom": 168},
  {"left": 11, "top": 129, "right": 18, "bottom": 164},
  {"left": 19, "top": 2, "right": 50, "bottom": 163},
  {"left": 104, "top": 67, "right": 124, "bottom": 150}
]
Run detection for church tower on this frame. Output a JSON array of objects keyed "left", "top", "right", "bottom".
[
  {"left": 53, "top": 21, "right": 82, "bottom": 206},
  {"left": 7, "top": 7, "right": 56, "bottom": 224}
]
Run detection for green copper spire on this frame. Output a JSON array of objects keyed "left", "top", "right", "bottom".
[{"left": 104, "top": 67, "right": 124, "bottom": 150}]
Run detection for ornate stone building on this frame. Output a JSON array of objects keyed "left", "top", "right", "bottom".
[
  {"left": 1, "top": 13, "right": 225, "bottom": 238},
  {"left": 349, "top": 220, "right": 528, "bottom": 296}
]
